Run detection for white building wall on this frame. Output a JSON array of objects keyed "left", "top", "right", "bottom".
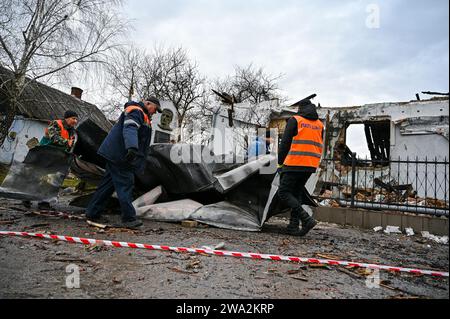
[
  {"left": 211, "top": 113, "right": 259, "bottom": 156},
  {"left": 390, "top": 126, "right": 449, "bottom": 200},
  {"left": 0, "top": 117, "right": 47, "bottom": 165}
]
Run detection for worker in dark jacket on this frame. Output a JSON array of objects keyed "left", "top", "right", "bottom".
[
  {"left": 278, "top": 99, "right": 324, "bottom": 236},
  {"left": 86, "top": 97, "right": 162, "bottom": 229}
]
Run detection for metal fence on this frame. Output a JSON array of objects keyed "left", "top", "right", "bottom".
[{"left": 315, "top": 154, "right": 449, "bottom": 217}]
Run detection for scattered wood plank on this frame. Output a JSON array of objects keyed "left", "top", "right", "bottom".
[
  {"left": 390, "top": 295, "right": 422, "bottom": 300},
  {"left": 380, "top": 283, "right": 420, "bottom": 297},
  {"left": 289, "top": 275, "right": 308, "bottom": 282},
  {"left": 336, "top": 267, "right": 362, "bottom": 279},
  {"left": 286, "top": 269, "right": 302, "bottom": 275},
  {"left": 87, "top": 220, "right": 108, "bottom": 229},
  {"left": 380, "top": 283, "right": 398, "bottom": 291},
  {"left": 168, "top": 267, "right": 198, "bottom": 275},
  {"left": 316, "top": 253, "right": 341, "bottom": 260},
  {"left": 45, "top": 257, "right": 90, "bottom": 264}
]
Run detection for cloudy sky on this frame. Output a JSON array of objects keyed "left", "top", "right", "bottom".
[{"left": 116, "top": 0, "right": 449, "bottom": 107}]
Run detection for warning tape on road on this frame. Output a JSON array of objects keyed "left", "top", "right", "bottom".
[{"left": 0, "top": 230, "right": 448, "bottom": 278}]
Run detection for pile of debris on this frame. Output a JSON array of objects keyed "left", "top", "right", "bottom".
[
  {"left": 0, "top": 119, "right": 318, "bottom": 232},
  {"left": 318, "top": 179, "right": 449, "bottom": 210}
]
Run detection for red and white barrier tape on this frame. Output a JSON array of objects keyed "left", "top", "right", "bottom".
[{"left": 0, "top": 230, "right": 448, "bottom": 278}]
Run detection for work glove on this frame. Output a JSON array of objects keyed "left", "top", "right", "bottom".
[
  {"left": 125, "top": 148, "right": 139, "bottom": 162},
  {"left": 277, "top": 164, "right": 284, "bottom": 174}
]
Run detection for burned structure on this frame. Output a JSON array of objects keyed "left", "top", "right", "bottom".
[
  {"left": 209, "top": 95, "right": 449, "bottom": 217},
  {"left": 314, "top": 98, "right": 449, "bottom": 216}
]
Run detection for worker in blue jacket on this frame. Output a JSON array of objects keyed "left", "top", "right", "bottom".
[{"left": 86, "top": 97, "right": 162, "bottom": 228}]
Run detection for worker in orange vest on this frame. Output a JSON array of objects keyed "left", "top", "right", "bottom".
[
  {"left": 277, "top": 99, "right": 324, "bottom": 236},
  {"left": 23, "top": 111, "right": 79, "bottom": 210},
  {"left": 40, "top": 110, "right": 78, "bottom": 152}
]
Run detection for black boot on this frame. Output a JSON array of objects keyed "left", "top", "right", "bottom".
[
  {"left": 297, "top": 210, "right": 317, "bottom": 237},
  {"left": 286, "top": 210, "right": 301, "bottom": 235},
  {"left": 37, "top": 201, "right": 52, "bottom": 210},
  {"left": 22, "top": 200, "right": 32, "bottom": 208},
  {"left": 113, "top": 219, "right": 143, "bottom": 229}
]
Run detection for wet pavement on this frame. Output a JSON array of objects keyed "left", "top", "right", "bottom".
[{"left": 0, "top": 198, "right": 448, "bottom": 299}]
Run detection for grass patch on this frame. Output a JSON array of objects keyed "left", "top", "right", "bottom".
[{"left": 0, "top": 164, "right": 10, "bottom": 184}]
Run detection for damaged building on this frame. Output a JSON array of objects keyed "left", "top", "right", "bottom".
[
  {"left": 0, "top": 67, "right": 448, "bottom": 233},
  {"left": 314, "top": 97, "right": 449, "bottom": 216},
  {"left": 209, "top": 95, "right": 449, "bottom": 217},
  {"left": 0, "top": 65, "right": 113, "bottom": 165}
]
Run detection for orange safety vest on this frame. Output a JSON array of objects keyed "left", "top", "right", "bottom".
[
  {"left": 124, "top": 105, "right": 151, "bottom": 126},
  {"left": 44, "top": 119, "right": 74, "bottom": 147},
  {"left": 283, "top": 115, "right": 324, "bottom": 168}
]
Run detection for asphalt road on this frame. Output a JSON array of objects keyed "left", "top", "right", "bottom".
[{"left": 0, "top": 198, "right": 448, "bottom": 299}]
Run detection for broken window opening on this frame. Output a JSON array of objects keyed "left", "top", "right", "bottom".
[{"left": 343, "top": 121, "right": 391, "bottom": 166}]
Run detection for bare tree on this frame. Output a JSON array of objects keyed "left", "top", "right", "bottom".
[
  {"left": 139, "top": 47, "right": 207, "bottom": 141},
  {"left": 182, "top": 88, "right": 217, "bottom": 145},
  {"left": 213, "top": 63, "right": 283, "bottom": 104},
  {"left": 0, "top": 0, "right": 126, "bottom": 144},
  {"left": 100, "top": 45, "right": 146, "bottom": 116},
  {"left": 106, "top": 46, "right": 145, "bottom": 101}
]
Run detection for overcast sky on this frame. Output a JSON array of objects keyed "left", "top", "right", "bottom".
[{"left": 113, "top": 0, "right": 449, "bottom": 107}]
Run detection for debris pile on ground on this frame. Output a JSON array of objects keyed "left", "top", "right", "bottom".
[
  {"left": 421, "top": 231, "right": 449, "bottom": 245},
  {"left": 0, "top": 198, "right": 448, "bottom": 299},
  {"left": 373, "top": 226, "right": 448, "bottom": 244},
  {"left": 384, "top": 226, "right": 402, "bottom": 234},
  {"left": 319, "top": 186, "right": 449, "bottom": 209},
  {"left": 318, "top": 180, "right": 449, "bottom": 210}
]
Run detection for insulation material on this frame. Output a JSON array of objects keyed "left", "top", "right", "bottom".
[
  {"left": 214, "top": 155, "right": 275, "bottom": 192},
  {"left": 191, "top": 201, "right": 262, "bottom": 232},
  {"left": 132, "top": 186, "right": 163, "bottom": 209},
  {"left": 67, "top": 143, "right": 317, "bottom": 231},
  {"left": 136, "top": 199, "right": 203, "bottom": 222},
  {"left": 0, "top": 146, "right": 72, "bottom": 201}
]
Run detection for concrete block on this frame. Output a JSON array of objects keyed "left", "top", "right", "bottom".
[
  {"left": 427, "top": 217, "right": 449, "bottom": 236},
  {"left": 328, "top": 208, "right": 347, "bottom": 225},
  {"left": 312, "top": 208, "right": 328, "bottom": 222},
  {"left": 346, "top": 209, "right": 364, "bottom": 228},
  {"left": 363, "top": 211, "right": 383, "bottom": 229},
  {"left": 311, "top": 206, "right": 448, "bottom": 236},
  {"left": 421, "top": 217, "right": 432, "bottom": 233}
]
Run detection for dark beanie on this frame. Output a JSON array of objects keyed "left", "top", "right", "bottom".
[
  {"left": 298, "top": 99, "right": 313, "bottom": 107},
  {"left": 145, "top": 96, "right": 161, "bottom": 107},
  {"left": 64, "top": 110, "right": 79, "bottom": 119},
  {"left": 144, "top": 96, "right": 163, "bottom": 113}
]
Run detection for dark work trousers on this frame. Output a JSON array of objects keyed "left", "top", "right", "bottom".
[
  {"left": 86, "top": 161, "right": 136, "bottom": 222},
  {"left": 278, "top": 172, "right": 312, "bottom": 214}
]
